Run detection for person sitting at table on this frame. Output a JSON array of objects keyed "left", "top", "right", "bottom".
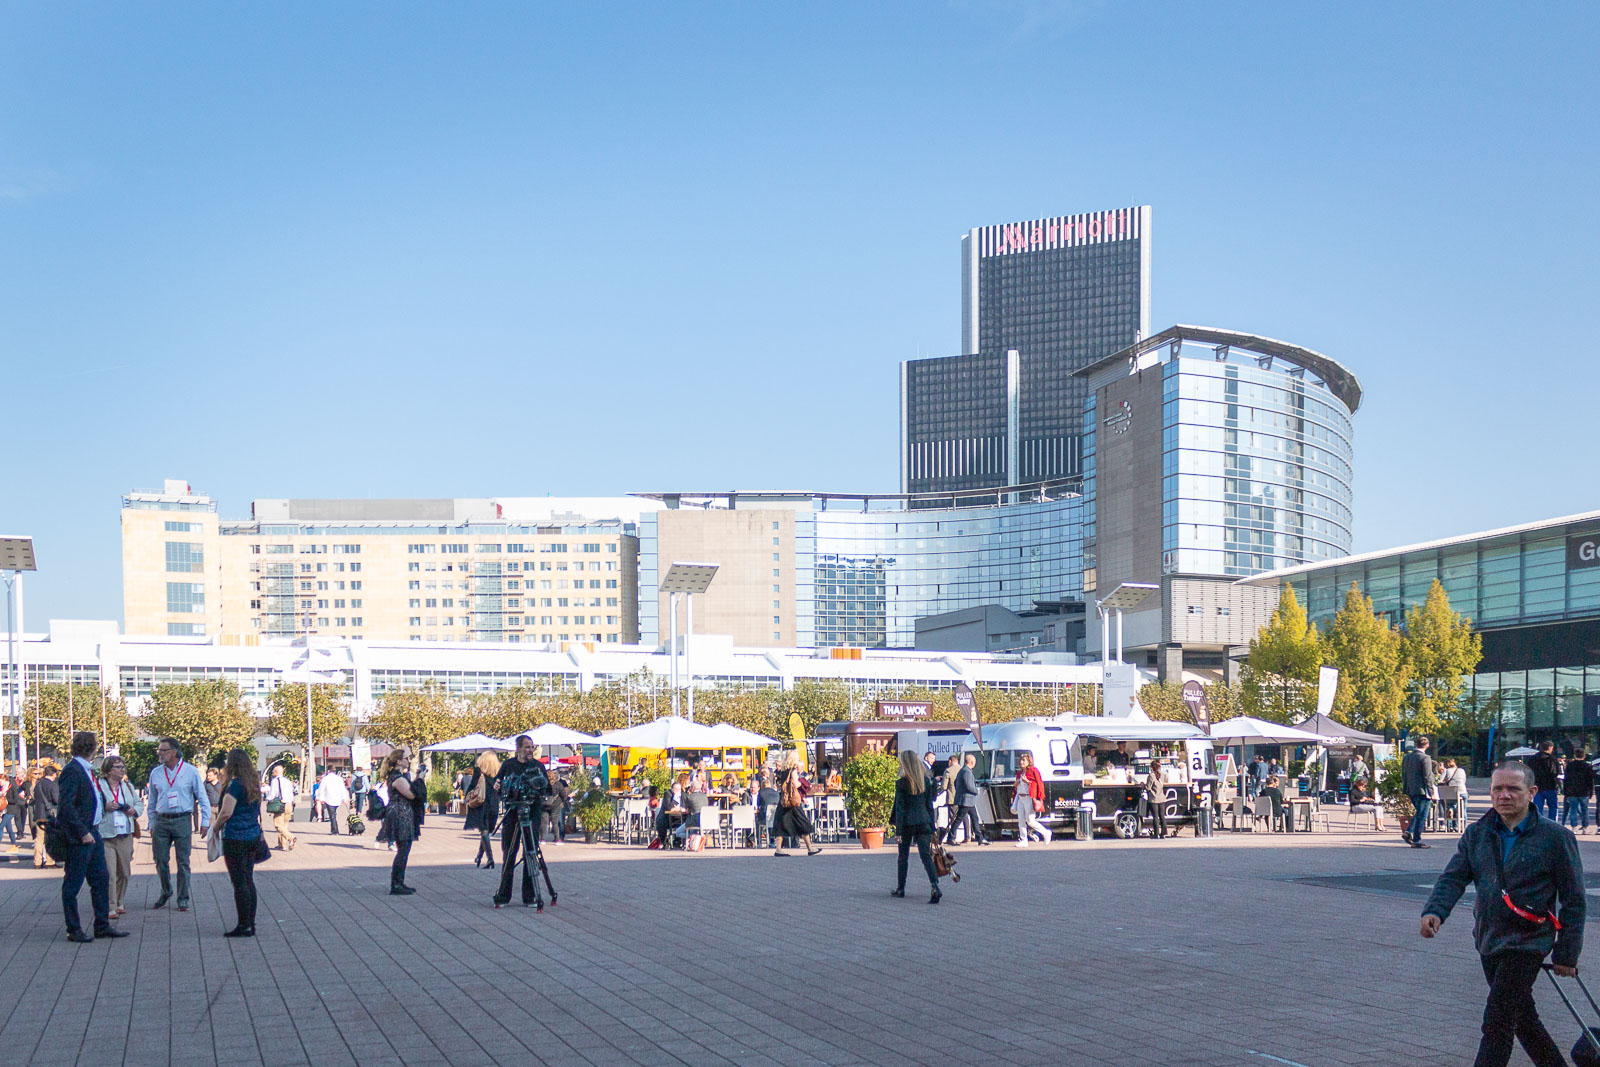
[
  {"left": 686, "top": 758, "right": 710, "bottom": 797},
  {"left": 1347, "top": 777, "right": 1384, "bottom": 830},
  {"left": 826, "top": 764, "right": 842, "bottom": 790},
  {"left": 1104, "top": 742, "right": 1131, "bottom": 768},
  {"left": 719, "top": 772, "right": 740, "bottom": 794},
  {"left": 651, "top": 775, "right": 689, "bottom": 850},
  {"left": 1258, "top": 775, "right": 1286, "bottom": 830}
]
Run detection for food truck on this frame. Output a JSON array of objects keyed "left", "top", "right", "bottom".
[{"left": 965, "top": 716, "right": 1216, "bottom": 839}]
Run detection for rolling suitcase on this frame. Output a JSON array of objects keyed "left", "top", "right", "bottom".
[{"left": 1542, "top": 963, "right": 1600, "bottom": 1066}]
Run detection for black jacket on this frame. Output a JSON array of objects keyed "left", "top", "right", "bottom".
[
  {"left": 56, "top": 761, "right": 98, "bottom": 843},
  {"left": 1423, "top": 807, "right": 1586, "bottom": 966},
  {"left": 1564, "top": 760, "right": 1596, "bottom": 799},
  {"left": 1401, "top": 749, "right": 1435, "bottom": 797},
  {"left": 31, "top": 777, "right": 58, "bottom": 824},
  {"left": 1530, "top": 753, "right": 1561, "bottom": 793},
  {"left": 890, "top": 775, "right": 936, "bottom": 832},
  {"left": 463, "top": 767, "right": 501, "bottom": 832}
]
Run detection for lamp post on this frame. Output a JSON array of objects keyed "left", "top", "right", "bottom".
[
  {"left": 1094, "top": 582, "right": 1156, "bottom": 666},
  {"left": 0, "top": 537, "right": 37, "bottom": 772},
  {"left": 660, "top": 563, "right": 718, "bottom": 721}
]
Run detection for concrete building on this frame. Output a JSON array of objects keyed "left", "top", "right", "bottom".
[
  {"left": 121, "top": 480, "right": 646, "bottom": 647},
  {"left": 914, "top": 601, "right": 1085, "bottom": 655}
]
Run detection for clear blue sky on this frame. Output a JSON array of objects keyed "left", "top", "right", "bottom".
[{"left": 2, "top": 2, "right": 1597, "bottom": 626}]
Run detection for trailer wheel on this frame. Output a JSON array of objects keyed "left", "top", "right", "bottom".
[{"left": 1113, "top": 811, "right": 1141, "bottom": 839}]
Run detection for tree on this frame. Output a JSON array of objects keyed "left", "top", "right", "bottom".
[
  {"left": 140, "top": 679, "right": 255, "bottom": 765},
  {"left": 1325, "top": 583, "right": 1408, "bottom": 735},
  {"left": 1241, "top": 584, "right": 1325, "bottom": 723},
  {"left": 263, "top": 683, "right": 350, "bottom": 781},
  {"left": 366, "top": 682, "right": 464, "bottom": 754},
  {"left": 1402, "top": 579, "right": 1483, "bottom": 736},
  {"left": 20, "top": 683, "right": 137, "bottom": 754},
  {"left": 1137, "top": 681, "right": 1190, "bottom": 723},
  {"left": 1204, "top": 682, "right": 1244, "bottom": 724}
]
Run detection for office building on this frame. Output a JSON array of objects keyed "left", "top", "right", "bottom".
[
  {"left": 900, "top": 206, "right": 1151, "bottom": 496},
  {"left": 121, "top": 480, "right": 644, "bottom": 646},
  {"left": 1241, "top": 510, "right": 1600, "bottom": 763},
  {"left": 1076, "top": 325, "right": 1362, "bottom": 679}
]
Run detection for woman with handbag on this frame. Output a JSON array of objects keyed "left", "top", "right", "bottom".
[
  {"left": 96, "top": 754, "right": 144, "bottom": 917},
  {"left": 772, "top": 752, "right": 821, "bottom": 857},
  {"left": 890, "top": 750, "right": 942, "bottom": 903},
  {"left": 464, "top": 749, "right": 501, "bottom": 869},
  {"left": 377, "top": 750, "right": 419, "bottom": 895},
  {"left": 209, "top": 748, "right": 265, "bottom": 937},
  {"left": 264, "top": 765, "right": 297, "bottom": 851},
  {"left": 1143, "top": 758, "right": 1169, "bottom": 840},
  {"left": 1012, "top": 751, "right": 1052, "bottom": 847}
]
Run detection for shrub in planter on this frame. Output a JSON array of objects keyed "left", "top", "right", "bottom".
[
  {"left": 575, "top": 789, "right": 614, "bottom": 842},
  {"left": 842, "top": 751, "right": 898, "bottom": 835},
  {"left": 1374, "top": 754, "right": 1414, "bottom": 822},
  {"left": 427, "top": 771, "right": 453, "bottom": 812}
]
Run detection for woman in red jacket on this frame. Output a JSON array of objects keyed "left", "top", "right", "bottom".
[{"left": 1012, "top": 752, "right": 1052, "bottom": 847}]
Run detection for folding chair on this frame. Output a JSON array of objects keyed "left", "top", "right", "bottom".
[{"left": 728, "top": 804, "right": 757, "bottom": 848}]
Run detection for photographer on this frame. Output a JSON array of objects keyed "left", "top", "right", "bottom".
[{"left": 493, "top": 734, "right": 551, "bottom": 907}]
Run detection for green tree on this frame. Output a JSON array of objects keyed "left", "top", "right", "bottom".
[
  {"left": 366, "top": 682, "right": 464, "bottom": 754},
  {"left": 1325, "top": 583, "right": 1408, "bottom": 735},
  {"left": 20, "top": 683, "right": 137, "bottom": 754},
  {"left": 262, "top": 683, "right": 350, "bottom": 783},
  {"left": 1204, "top": 681, "right": 1244, "bottom": 724},
  {"left": 140, "top": 679, "right": 255, "bottom": 765},
  {"left": 1241, "top": 585, "right": 1325, "bottom": 723},
  {"left": 1401, "top": 579, "right": 1483, "bottom": 735},
  {"left": 1137, "top": 681, "right": 1190, "bottom": 723}
]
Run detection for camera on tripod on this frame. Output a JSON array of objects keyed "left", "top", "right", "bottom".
[{"left": 500, "top": 762, "right": 551, "bottom": 821}]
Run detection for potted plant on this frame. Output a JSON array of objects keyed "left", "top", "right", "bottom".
[
  {"left": 842, "top": 751, "right": 898, "bottom": 849},
  {"left": 575, "top": 788, "right": 614, "bottom": 844},
  {"left": 427, "top": 771, "right": 453, "bottom": 814}
]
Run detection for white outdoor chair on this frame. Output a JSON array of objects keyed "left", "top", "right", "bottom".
[
  {"left": 728, "top": 804, "right": 757, "bottom": 848},
  {"left": 622, "top": 797, "right": 649, "bottom": 844},
  {"left": 1436, "top": 786, "right": 1463, "bottom": 833},
  {"left": 824, "top": 796, "right": 847, "bottom": 842},
  {"left": 695, "top": 807, "right": 725, "bottom": 849},
  {"left": 1345, "top": 804, "right": 1380, "bottom": 831}
]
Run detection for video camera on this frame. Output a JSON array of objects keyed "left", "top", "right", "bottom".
[{"left": 499, "top": 760, "right": 551, "bottom": 816}]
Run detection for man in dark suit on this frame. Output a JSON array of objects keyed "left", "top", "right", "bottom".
[{"left": 57, "top": 731, "right": 126, "bottom": 943}]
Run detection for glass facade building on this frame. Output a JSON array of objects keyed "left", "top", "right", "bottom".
[{"left": 1243, "top": 511, "right": 1600, "bottom": 761}]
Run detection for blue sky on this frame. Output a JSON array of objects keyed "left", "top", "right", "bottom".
[{"left": 2, "top": 2, "right": 1597, "bottom": 625}]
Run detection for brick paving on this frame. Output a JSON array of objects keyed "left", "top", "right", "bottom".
[{"left": 3, "top": 811, "right": 1598, "bottom": 1066}]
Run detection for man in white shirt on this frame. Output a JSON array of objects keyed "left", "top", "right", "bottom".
[
  {"left": 318, "top": 769, "right": 350, "bottom": 835},
  {"left": 265, "top": 765, "right": 298, "bottom": 850},
  {"left": 145, "top": 738, "right": 211, "bottom": 911}
]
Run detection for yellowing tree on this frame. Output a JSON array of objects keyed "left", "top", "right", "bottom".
[
  {"left": 21, "top": 684, "right": 137, "bottom": 754},
  {"left": 140, "top": 679, "right": 255, "bottom": 765},
  {"left": 1402, "top": 579, "right": 1482, "bottom": 736},
  {"left": 1241, "top": 585, "right": 1325, "bottom": 723},
  {"left": 263, "top": 682, "right": 350, "bottom": 779},
  {"left": 1325, "top": 583, "right": 1408, "bottom": 735}
]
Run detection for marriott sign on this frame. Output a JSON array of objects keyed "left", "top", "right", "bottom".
[{"left": 973, "top": 207, "right": 1144, "bottom": 258}]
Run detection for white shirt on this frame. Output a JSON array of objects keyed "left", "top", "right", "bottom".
[
  {"left": 76, "top": 756, "right": 104, "bottom": 827},
  {"left": 318, "top": 773, "right": 349, "bottom": 808},
  {"left": 267, "top": 776, "right": 297, "bottom": 803}
]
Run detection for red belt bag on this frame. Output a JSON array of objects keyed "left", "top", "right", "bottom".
[{"left": 1503, "top": 890, "right": 1562, "bottom": 930}]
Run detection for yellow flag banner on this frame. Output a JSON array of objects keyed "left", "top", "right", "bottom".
[{"left": 788, "top": 712, "right": 807, "bottom": 772}]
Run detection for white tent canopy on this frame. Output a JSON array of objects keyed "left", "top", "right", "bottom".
[
  {"left": 1506, "top": 745, "right": 1540, "bottom": 758},
  {"left": 594, "top": 716, "right": 724, "bottom": 750},
  {"left": 421, "top": 733, "right": 512, "bottom": 753},
  {"left": 706, "top": 722, "right": 778, "bottom": 749},
  {"left": 1206, "top": 717, "right": 1340, "bottom": 745},
  {"left": 500, "top": 723, "right": 599, "bottom": 748}
]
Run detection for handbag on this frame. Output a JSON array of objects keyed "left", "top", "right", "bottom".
[
  {"left": 466, "top": 775, "right": 487, "bottom": 810},
  {"left": 206, "top": 831, "right": 222, "bottom": 863},
  {"left": 253, "top": 836, "right": 271, "bottom": 864},
  {"left": 266, "top": 798, "right": 285, "bottom": 815},
  {"left": 931, "top": 839, "right": 960, "bottom": 882}
]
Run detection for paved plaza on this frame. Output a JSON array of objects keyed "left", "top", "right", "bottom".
[{"left": 3, "top": 810, "right": 1597, "bottom": 1066}]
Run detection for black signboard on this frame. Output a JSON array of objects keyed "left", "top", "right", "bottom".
[
  {"left": 1569, "top": 534, "right": 1600, "bottom": 571},
  {"left": 1182, "top": 680, "right": 1210, "bottom": 733}
]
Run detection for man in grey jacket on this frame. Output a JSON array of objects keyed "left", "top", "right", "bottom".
[
  {"left": 1402, "top": 735, "right": 1437, "bottom": 848},
  {"left": 944, "top": 754, "right": 988, "bottom": 846},
  {"left": 1422, "top": 761, "right": 1584, "bottom": 1067}
]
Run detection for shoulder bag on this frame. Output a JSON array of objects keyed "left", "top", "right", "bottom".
[
  {"left": 466, "top": 774, "right": 487, "bottom": 810},
  {"left": 265, "top": 780, "right": 286, "bottom": 816}
]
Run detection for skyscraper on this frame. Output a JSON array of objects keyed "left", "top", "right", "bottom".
[{"left": 900, "top": 205, "right": 1151, "bottom": 496}]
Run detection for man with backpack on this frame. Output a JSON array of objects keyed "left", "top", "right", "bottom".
[{"left": 31, "top": 764, "right": 60, "bottom": 868}]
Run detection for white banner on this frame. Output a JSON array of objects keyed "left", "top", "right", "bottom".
[{"left": 1315, "top": 665, "right": 1339, "bottom": 720}]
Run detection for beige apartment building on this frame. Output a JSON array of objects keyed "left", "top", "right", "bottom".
[{"left": 122, "top": 480, "right": 642, "bottom": 646}]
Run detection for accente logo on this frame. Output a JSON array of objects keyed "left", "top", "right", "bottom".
[{"left": 1568, "top": 535, "right": 1600, "bottom": 570}]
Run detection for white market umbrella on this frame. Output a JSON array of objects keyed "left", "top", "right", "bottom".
[
  {"left": 499, "top": 723, "right": 599, "bottom": 748},
  {"left": 421, "top": 733, "right": 514, "bottom": 753},
  {"left": 1207, "top": 716, "right": 1339, "bottom": 745},
  {"left": 706, "top": 723, "right": 778, "bottom": 749},
  {"left": 594, "top": 715, "right": 724, "bottom": 750},
  {"left": 1506, "top": 745, "right": 1539, "bottom": 758}
]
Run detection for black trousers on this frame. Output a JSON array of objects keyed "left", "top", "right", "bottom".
[
  {"left": 1475, "top": 951, "right": 1564, "bottom": 1067},
  {"left": 496, "top": 816, "right": 538, "bottom": 903},
  {"left": 390, "top": 838, "right": 413, "bottom": 888},
  {"left": 945, "top": 805, "right": 983, "bottom": 844},
  {"left": 62, "top": 833, "right": 112, "bottom": 934},
  {"left": 221, "top": 838, "right": 258, "bottom": 929},
  {"left": 1149, "top": 800, "right": 1167, "bottom": 838},
  {"left": 896, "top": 829, "right": 938, "bottom": 891}
]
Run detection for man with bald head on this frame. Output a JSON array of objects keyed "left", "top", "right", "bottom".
[{"left": 1422, "top": 761, "right": 1585, "bottom": 1067}]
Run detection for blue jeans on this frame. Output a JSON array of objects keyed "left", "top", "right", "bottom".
[
  {"left": 0, "top": 808, "right": 17, "bottom": 844},
  {"left": 1564, "top": 797, "right": 1590, "bottom": 829},
  {"left": 1534, "top": 789, "right": 1560, "bottom": 821},
  {"left": 1407, "top": 795, "right": 1431, "bottom": 843}
]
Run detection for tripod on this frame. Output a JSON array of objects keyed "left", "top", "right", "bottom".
[{"left": 494, "top": 803, "right": 558, "bottom": 912}]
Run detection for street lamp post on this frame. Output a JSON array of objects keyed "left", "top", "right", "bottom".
[
  {"left": 0, "top": 537, "right": 37, "bottom": 772},
  {"left": 660, "top": 563, "right": 718, "bottom": 721}
]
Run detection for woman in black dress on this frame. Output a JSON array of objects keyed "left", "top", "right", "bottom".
[
  {"left": 464, "top": 749, "right": 501, "bottom": 868},
  {"left": 772, "top": 752, "right": 820, "bottom": 857},
  {"left": 379, "top": 750, "right": 418, "bottom": 895},
  {"left": 890, "top": 749, "right": 941, "bottom": 903}
]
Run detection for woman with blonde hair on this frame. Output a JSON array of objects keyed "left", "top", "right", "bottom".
[
  {"left": 890, "top": 749, "right": 941, "bottom": 903},
  {"left": 464, "top": 749, "right": 502, "bottom": 869},
  {"left": 209, "top": 748, "right": 264, "bottom": 937},
  {"left": 772, "top": 751, "right": 820, "bottom": 857}
]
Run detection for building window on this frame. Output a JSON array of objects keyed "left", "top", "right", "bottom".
[
  {"left": 607, "top": 544, "right": 617, "bottom": 553},
  {"left": 606, "top": 579, "right": 618, "bottom": 589},
  {"left": 165, "top": 542, "right": 204, "bottom": 573},
  {"left": 772, "top": 553, "right": 779, "bottom": 561},
  {"left": 335, "top": 618, "right": 346, "bottom": 627},
  {"left": 316, "top": 599, "right": 328, "bottom": 609},
  {"left": 349, "top": 563, "right": 361, "bottom": 572},
  {"left": 351, "top": 599, "right": 362, "bottom": 608},
  {"left": 164, "top": 520, "right": 199, "bottom": 533},
  {"left": 165, "top": 582, "right": 205, "bottom": 613},
  {"left": 409, "top": 599, "right": 421, "bottom": 608},
  {"left": 408, "top": 563, "right": 420, "bottom": 572},
  {"left": 409, "top": 581, "right": 420, "bottom": 590},
  {"left": 409, "top": 617, "right": 421, "bottom": 626},
  {"left": 334, "top": 599, "right": 345, "bottom": 609},
  {"left": 352, "top": 617, "right": 363, "bottom": 626},
  {"left": 350, "top": 581, "right": 362, "bottom": 590},
  {"left": 773, "top": 615, "right": 781, "bottom": 624}
]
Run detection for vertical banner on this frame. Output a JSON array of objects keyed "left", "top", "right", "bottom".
[
  {"left": 953, "top": 683, "right": 981, "bottom": 746},
  {"left": 788, "top": 712, "right": 807, "bottom": 773},
  {"left": 1316, "top": 666, "right": 1339, "bottom": 721}
]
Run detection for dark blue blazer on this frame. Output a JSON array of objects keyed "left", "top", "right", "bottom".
[{"left": 56, "top": 759, "right": 99, "bottom": 843}]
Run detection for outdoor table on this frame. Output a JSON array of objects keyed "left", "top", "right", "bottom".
[{"left": 1286, "top": 797, "right": 1314, "bottom": 832}]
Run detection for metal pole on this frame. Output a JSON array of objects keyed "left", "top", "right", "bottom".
[
  {"left": 100, "top": 685, "right": 107, "bottom": 747},
  {"left": 1098, "top": 603, "right": 1110, "bottom": 668},
  {"left": 686, "top": 593, "right": 695, "bottom": 722},
  {"left": 305, "top": 680, "right": 315, "bottom": 793},
  {"left": 67, "top": 677, "right": 74, "bottom": 738},
  {"left": 669, "top": 591, "right": 679, "bottom": 717},
  {"left": 3, "top": 572, "right": 13, "bottom": 771},
  {"left": 1115, "top": 610, "right": 1124, "bottom": 664},
  {"left": 11, "top": 573, "right": 23, "bottom": 769}
]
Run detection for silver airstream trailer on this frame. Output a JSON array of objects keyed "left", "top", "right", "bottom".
[{"left": 964, "top": 716, "right": 1216, "bottom": 839}]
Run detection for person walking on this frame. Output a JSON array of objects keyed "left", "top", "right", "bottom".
[
  {"left": 890, "top": 750, "right": 941, "bottom": 903},
  {"left": 944, "top": 753, "right": 987, "bottom": 846},
  {"left": 209, "top": 748, "right": 264, "bottom": 937},
  {"left": 378, "top": 750, "right": 419, "bottom": 895},
  {"left": 1529, "top": 741, "right": 1561, "bottom": 822},
  {"left": 1012, "top": 751, "right": 1051, "bottom": 847},
  {"left": 772, "top": 752, "right": 820, "bottom": 857},
  {"left": 202, "top": 768, "right": 223, "bottom": 836},
  {"left": 31, "top": 764, "right": 60, "bottom": 868},
  {"left": 543, "top": 772, "right": 570, "bottom": 846},
  {"left": 1402, "top": 735, "right": 1437, "bottom": 848},
  {"left": 1563, "top": 749, "right": 1595, "bottom": 834},
  {"left": 940, "top": 752, "right": 962, "bottom": 840},
  {"left": 1248, "top": 755, "right": 1267, "bottom": 798},
  {"left": 464, "top": 749, "right": 501, "bottom": 869},
  {"left": 1144, "top": 758, "right": 1169, "bottom": 840},
  {"left": 146, "top": 737, "right": 211, "bottom": 911},
  {"left": 350, "top": 766, "right": 370, "bottom": 822},
  {"left": 318, "top": 768, "right": 349, "bottom": 835},
  {"left": 57, "top": 733, "right": 126, "bottom": 943},
  {"left": 95, "top": 754, "right": 143, "bottom": 918},
  {"left": 1422, "top": 761, "right": 1585, "bottom": 1067},
  {"left": 264, "top": 765, "right": 298, "bottom": 850}
]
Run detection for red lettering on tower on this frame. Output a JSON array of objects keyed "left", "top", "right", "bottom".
[
  {"left": 1004, "top": 223, "right": 1025, "bottom": 251},
  {"left": 1088, "top": 216, "right": 1100, "bottom": 238}
]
